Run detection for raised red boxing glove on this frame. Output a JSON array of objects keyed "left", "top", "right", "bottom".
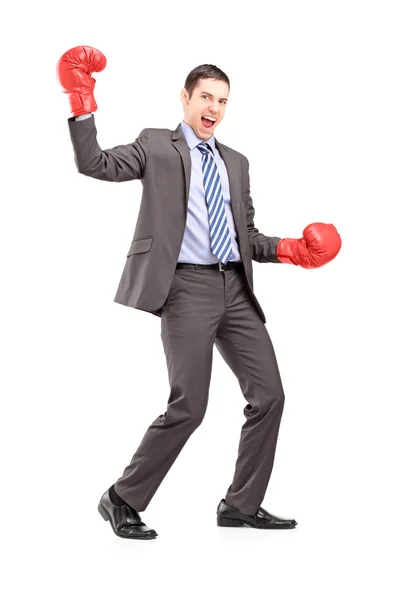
[
  {"left": 56, "top": 45, "right": 107, "bottom": 116},
  {"left": 276, "top": 222, "right": 342, "bottom": 268}
]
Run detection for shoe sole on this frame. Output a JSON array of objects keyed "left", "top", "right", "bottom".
[
  {"left": 217, "top": 516, "right": 297, "bottom": 529},
  {"left": 98, "top": 503, "right": 158, "bottom": 540}
]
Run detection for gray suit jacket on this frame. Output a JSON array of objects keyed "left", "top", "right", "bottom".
[{"left": 67, "top": 117, "right": 282, "bottom": 322}]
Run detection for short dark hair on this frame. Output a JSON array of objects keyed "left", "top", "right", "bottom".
[{"left": 184, "top": 64, "right": 230, "bottom": 99}]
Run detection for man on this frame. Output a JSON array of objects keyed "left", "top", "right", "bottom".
[{"left": 57, "top": 46, "right": 341, "bottom": 541}]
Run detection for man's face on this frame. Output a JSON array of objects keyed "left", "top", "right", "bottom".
[{"left": 180, "top": 78, "right": 229, "bottom": 140}]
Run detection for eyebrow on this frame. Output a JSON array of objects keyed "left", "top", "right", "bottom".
[{"left": 200, "top": 91, "right": 228, "bottom": 101}]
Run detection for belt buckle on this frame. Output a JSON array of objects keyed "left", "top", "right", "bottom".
[{"left": 218, "top": 261, "right": 225, "bottom": 272}]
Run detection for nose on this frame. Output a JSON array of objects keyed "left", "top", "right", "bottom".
[{"left": 209, "top": 103, "right": 218, "bottom": 115}]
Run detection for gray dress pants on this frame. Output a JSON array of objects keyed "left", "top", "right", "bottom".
[{"left": 114, "top": 263, "right": 285, "bottom": 515}]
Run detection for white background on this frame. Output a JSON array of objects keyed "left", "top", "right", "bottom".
[{"left": 1, "top": 0, "right": 399, "bottom": 598}]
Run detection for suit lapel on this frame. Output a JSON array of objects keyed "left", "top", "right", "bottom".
[
  {"left": 214, "top": 139, "right": 241, "bottom": 234},
  {"left": 171, "top": 123, "right": 192, "bottom": 208}
]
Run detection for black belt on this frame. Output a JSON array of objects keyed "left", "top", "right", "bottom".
[{"left": 176, "top": 261, "right": 243, "bottom": 272}]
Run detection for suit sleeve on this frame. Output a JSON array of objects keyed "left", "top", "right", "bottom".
[
  {"left": 67, "top": 114, "right": 150, "bottom": 182},
  {"left": 241, "top": 155, "right": 282, "bottom": 263}
]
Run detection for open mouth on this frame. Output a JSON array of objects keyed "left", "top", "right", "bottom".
[{"left": 201, "top": 116, "right": 216, "bottom": 129}]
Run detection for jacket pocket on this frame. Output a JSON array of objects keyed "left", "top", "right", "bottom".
[{"left": 126, "top": 236, "right": 153, "bottom": 257}]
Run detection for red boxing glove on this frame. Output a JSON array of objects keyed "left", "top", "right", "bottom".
[
  {"left": 277, "top": 223, "right": 342, "bottom": 268},
  {"left": 56, "top": 45, "right": 107, "bottom": 116}
]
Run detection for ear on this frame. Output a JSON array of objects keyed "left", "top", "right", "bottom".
[{"left": 180, "top": 87, "right": 188, "bottom": 106}]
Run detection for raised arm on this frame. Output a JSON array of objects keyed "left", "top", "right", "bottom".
[
  {"left": 57, "top": 45, "right": 149, "bottom": 182},
  {"left": 68, "top": 115, "right": 150, "bottom": 182}
]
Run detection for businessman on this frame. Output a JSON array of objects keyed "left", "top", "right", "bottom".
[{"left": 57, "top": 46, "right": 341, "bottom": 540}]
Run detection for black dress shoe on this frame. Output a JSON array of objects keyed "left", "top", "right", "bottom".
[
  {"left": 98, "top": 489, "right": 158, "bottom": 540},
  {"left": 217, "top": 499, "right": 297, "bottom": 529}
]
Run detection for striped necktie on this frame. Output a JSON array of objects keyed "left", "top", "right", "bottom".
[{"left": 197, "top": 142, "right": 233, "bottom": 265}]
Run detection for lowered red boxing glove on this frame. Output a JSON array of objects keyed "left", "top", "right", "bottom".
[
  {"left": 56, "top": 45, "right": 107, "bottom": 116},
  {"left": 276, "top": 223, "right": 342, "bottom": 268}
]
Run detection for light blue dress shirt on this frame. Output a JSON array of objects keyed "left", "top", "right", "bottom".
[
  {"left": 74, "top": 114, "right": 242, "bottom": 264},
  {"left": 177, "top": 119, "right": 241, "bottom": 264}
]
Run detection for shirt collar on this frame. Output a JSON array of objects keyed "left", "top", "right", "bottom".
[{"left": 180, "top": 119, "right": 216, "bottom": 153}]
